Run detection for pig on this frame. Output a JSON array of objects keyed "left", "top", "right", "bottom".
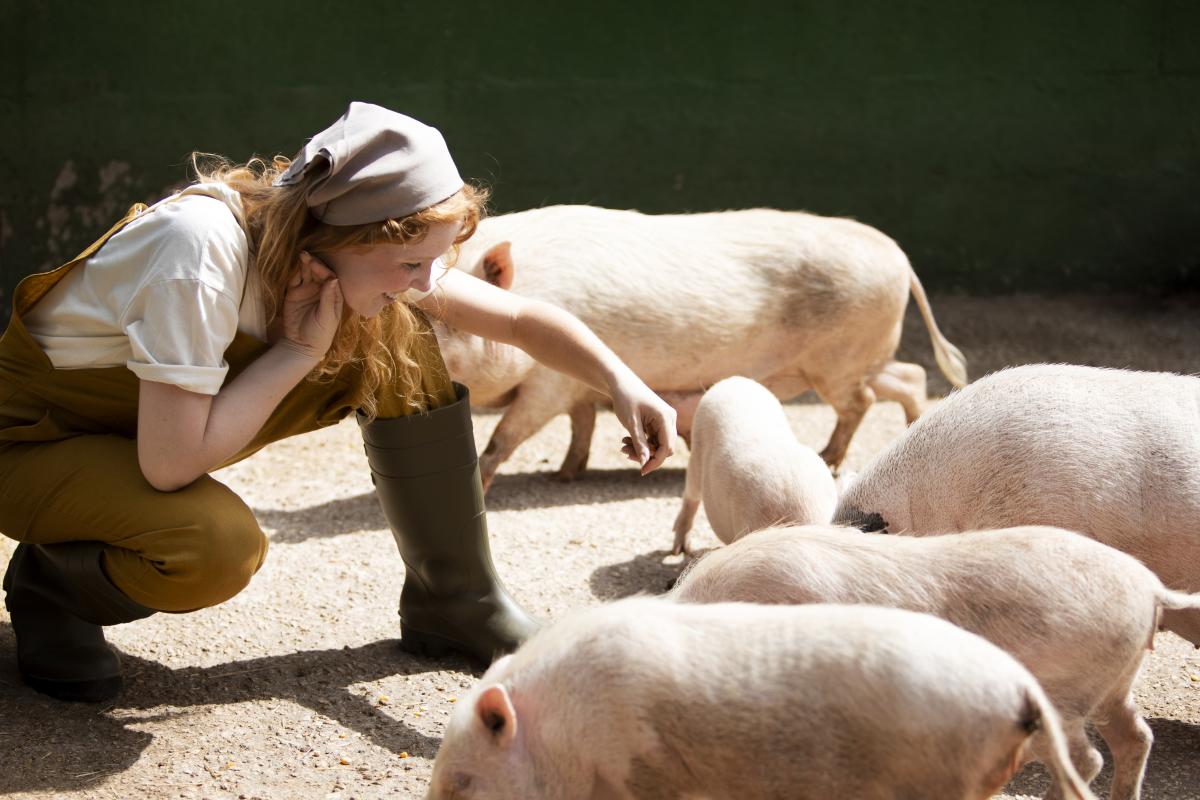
[
  {"left": 426, "top": 598, "right": 1093, "bottom": 800},
  {"left": 672, "top": 376, "right": 836, "bottom": 555},
  {"left": 832, "top": 363, "right": 1200, "bottom": 647},
  {"left": 430, "top": 205, "right": 968, "bottom": 490},
  {"left": 671, "top": 524, "right": 1200, "bottom": 800}
]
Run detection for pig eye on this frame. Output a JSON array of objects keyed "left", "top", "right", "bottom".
[{"left": 453, "top": 773, "right": 473, "bottom": 791}]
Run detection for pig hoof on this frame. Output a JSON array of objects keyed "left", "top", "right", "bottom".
[{"left": 554, "top": 468, "right": 580, "bottom": 482}]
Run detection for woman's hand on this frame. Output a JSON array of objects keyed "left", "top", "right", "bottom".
[
  {"left": 280, "top": 252, "right": 343, "bottom": 361},
  {"left": 611, "top": 375, "right": 677, "bottom": 475}
]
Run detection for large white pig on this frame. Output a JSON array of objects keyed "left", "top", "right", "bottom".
[
  {"left": 672, "top": 376, "right": 836, "bottom": 555},
  {"left": 833, "top": 363, "right": 1200, "bottom": 646},
  {"left": 672, "top": 524, "right": 1200, "bottom": 800},
  {"left": 430, "top": 205, "right": 967, "bottom": 489},
  {"left": 426, "top": 598, "right": 1093, "bottom": 800}
]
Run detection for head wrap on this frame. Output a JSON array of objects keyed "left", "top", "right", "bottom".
[{"left": 274, "top": 102, "right": 464, "bottom": 225}]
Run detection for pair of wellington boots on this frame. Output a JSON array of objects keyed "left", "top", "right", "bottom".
[{"left": 2, "top": 384, "right": 537, "bottom": 702}]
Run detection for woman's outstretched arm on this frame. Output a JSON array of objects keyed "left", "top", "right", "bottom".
[{"left": 419, "top": 268, "right": 676, "bottom": 474}]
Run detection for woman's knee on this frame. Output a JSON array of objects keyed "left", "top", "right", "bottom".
[
  {"left": 107, "top": 480, "right": 268, "bottom": 611},
  {"left": 183, "top": 498, "right": 268, "bottom": 604}
]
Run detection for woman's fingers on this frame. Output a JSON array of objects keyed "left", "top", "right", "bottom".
[
  {"left": 638, "top": 413, "right": 676, "bottom": 475},
  {"left": 318, "top": 278, "right": 343, "bottom": 328},
  {"left": 296, "top": 251, "right": 335, "bottom": 287},
  {"left": 640, "top": 431, "right": 669, "bottom": 474},
  {"left": 613, "top": 384, "right": 679, "bottom": 475},
  {"left": 304, "top": 252, "right": 335, "bottom": 281},
  {"left": 279, "top": 252, "right": 342, "bottom": 360},
  {"left": 628, "top": 415, "right": 649, "bottom": 468}
]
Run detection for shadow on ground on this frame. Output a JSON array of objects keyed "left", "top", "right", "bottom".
[
  {"left": 486, "top": 466, "right": 686, "bottom": 512},
  {"left": 253, "top": 468, "right": 688, "bottom": 544},
  {"left": 0, "top": 624, "right": 480, "bottom": 796},
  {"left": 588, "top": 548, "right": 697, "bottom": 600},
  {"left": 1003, "top": 716, "right": 1200, "bottom": 798}
]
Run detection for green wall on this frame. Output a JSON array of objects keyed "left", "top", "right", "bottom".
[{"left": 2, "top": 0, "right": 1198, "bottom": 319}]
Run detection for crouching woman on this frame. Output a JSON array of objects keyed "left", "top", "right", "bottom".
[{"left": 0, "top": 102, "right": 675, "bottom": 702}]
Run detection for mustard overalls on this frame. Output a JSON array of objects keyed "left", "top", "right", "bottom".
[{"left": 0, "top": 203, "right": 536, "bottom": 702}]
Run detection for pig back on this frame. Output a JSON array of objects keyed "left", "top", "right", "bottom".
[
  {"left": 836, "top": 364, "right": 1200, "bottom": 590},
  {"left": 691, "top": 378, "right": 837, "bottom": 539},
  {"left": 503, "top": 599, "right": 1042, "bottom": 800},
  {"left": 673, "top": 524, "right": 1162, "bottom": 713},
  {"left": 459, "top": 205, "right": 912, "bottom": 390}
]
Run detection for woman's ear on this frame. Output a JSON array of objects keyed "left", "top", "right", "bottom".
[
  {"left": 481, "top": 242, "right": 515, "bottom": 290},
  {"left": 475, "top": 684, "right": 518, "bottom": 747}
]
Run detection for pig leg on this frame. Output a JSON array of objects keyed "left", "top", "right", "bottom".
[
  {"left": 1094, "top": 689, "right": 1153, "bottom": 800},
  {"left": 866, "top": 360, "right": 926, "bottom": 425},
  {"left": 813, "top": 379, "right": 876, "bottom": 470},
  {"left": 558, "top": 401, "right": 596, "bottom": 482},
  {"left": 479, "top": 374, "right": 585, "bottom": 491},
  {"left": 1033, "top": 718, "right": 1102, "bottom": 800},
  {"left": 672, "top": 465, "right": 702, "bottom": 555}
]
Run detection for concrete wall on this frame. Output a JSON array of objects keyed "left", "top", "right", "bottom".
[{"left": 2, "top": 0, "right": 1198, "bottom": 319}]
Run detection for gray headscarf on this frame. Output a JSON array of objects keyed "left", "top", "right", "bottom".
[{"left": 274, "top": 102, "right": 465, "bottom": 226}]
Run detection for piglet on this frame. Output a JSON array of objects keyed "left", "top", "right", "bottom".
[
  {"left": 427, "top": 597, "right": 1094, "bottom": 800},
  {"left": 673, "top": 376, "right": 837, "bottom": 555},
  {"left": 671, "top": 523, "right": 1200, "bottom": 800}
]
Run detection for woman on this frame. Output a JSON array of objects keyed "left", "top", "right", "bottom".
[{"left": 0, "top": 102, "right": 675, "bottom": 702}]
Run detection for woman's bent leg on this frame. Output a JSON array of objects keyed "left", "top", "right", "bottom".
[{"left": 0, "top": 435, "right": 268, "bottom": 700}]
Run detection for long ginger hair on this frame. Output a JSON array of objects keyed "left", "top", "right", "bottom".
[{"left": 190, "top": 153, "right": 486, "bottom": 418}]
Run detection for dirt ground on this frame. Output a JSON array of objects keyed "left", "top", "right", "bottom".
[{"left": 1, "top": 293, "right": 1198, "bottom": 800}]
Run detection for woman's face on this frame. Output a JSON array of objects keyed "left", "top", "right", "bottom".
[{"left": 321, "top": 221, "right": 462, "bottom": 318}]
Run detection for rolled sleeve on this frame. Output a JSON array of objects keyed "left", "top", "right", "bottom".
[{"left": 123, "top": 279, "right": 240, "bottom": 395}]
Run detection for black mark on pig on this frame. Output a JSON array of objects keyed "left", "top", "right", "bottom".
[{"left": 836, "top": 506, "right": 889, "bottom": 533}]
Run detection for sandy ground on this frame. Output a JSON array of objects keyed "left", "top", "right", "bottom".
[{"left": 1, "top": 293, "right": 1198, "bottom": 799}]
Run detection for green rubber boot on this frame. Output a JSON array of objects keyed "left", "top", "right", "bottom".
[
  {"left": 359, "top": 383, "right": 540, "bottom": 663},
  {"left": 3, "top": 541, "right": 155, "bottom": 702}
]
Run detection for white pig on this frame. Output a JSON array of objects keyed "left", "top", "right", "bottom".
[
  {"left": 671, "top": 524, "right": 1200, "bottom": 800},
  {"left": 430, "top": 205, "right": 967, "bottom": 489},
  {"left": 833, "top": 363, "right": 1200, "bottom": 646},
  {"left": 426, "top": 598, "right": 1093, "bottom": 800},
  {"left": 672, "top": 376, "right": 836, "bottom": 555}
]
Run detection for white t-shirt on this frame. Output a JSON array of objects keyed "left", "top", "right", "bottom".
[{"left": 23, "top": 183, "right": 445, "bottom": 395}]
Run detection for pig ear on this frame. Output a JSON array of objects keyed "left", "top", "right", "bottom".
[
  {"left": 475, "top": 684, "right": 518, "bottom": 747},
  {"left": 481, "top": 242, "right": 515, "bottom": 290}
]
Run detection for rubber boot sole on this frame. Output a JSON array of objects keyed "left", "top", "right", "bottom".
[
  {"left": 24, "top": 673, "right": 124, "bottom": 703},
  {"left": 398, "top": 623, "right": 472, "bottom": 660}
]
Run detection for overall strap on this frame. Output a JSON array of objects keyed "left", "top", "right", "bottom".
[{"left": 13, "top": 203, "right": 149, "bottom": 317}]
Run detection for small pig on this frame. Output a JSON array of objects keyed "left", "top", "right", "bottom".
[
  {"left": 426, "top": 598, "right": 1094, "bottom": 800},
  {"left": 431, "top": 205, "right": 967, "bottom": 490},
  {"left": 672, "top": 376, "right": 836, "bottom": 555},
  {"left": 671, "top": 524, "right": 1200, "bottom": 800},
  {"left": 833, "top": 363, "right": 1200, "bottom": 646}
]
